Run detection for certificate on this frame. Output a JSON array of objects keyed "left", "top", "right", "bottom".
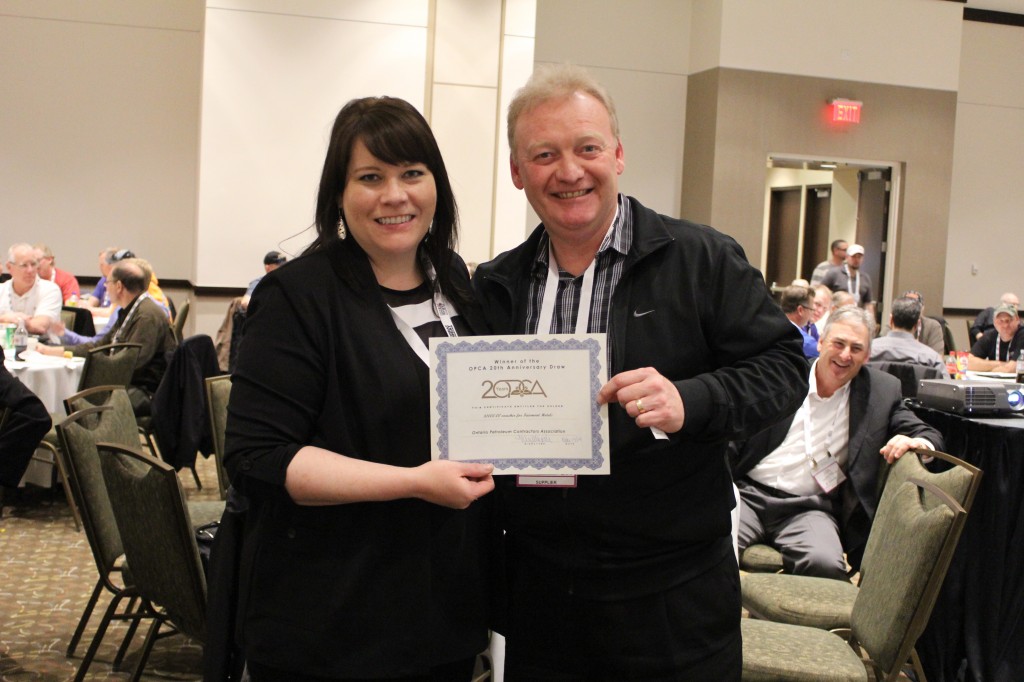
[{"left": 430, "top": 334, "right": 610, "bottom": 475}]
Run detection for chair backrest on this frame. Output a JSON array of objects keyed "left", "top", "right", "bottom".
[
  {"left": 55, "top": 388, "right": 141, "bottom": 585},
  {"left": 204, "top": 375, "right": 232, "bottom": 500},
  {"left": 851, "top": 452, "right": 980, "bottom": 680},
  {"left": 932, "top": 316, "right": 955, "bottom": 354},
  {"left": 96, "top": 441, "right": 207, "bottom": 640},
  {"left": 62, "top": 305, "right": 96, "bottom": 337},
  {"left": 867, "top": 448, "right": 981, "bottom": 575},
  {"left": 78, "top": 342, "right": 143, "bottom": 395},
  {"left": 867, "top": 361, "right": 943, "bottom": 398},
  {"left": 172, "top": 299, "right": 190, "bottom": 344}
]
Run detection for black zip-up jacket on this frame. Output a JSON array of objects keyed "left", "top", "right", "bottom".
[{"left": 474, "top": 196, "right": 809, "bottom": 598}]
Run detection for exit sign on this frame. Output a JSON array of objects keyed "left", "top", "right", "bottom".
[{"left": 830, "top": 99, "right": 862, "bottom": 123}]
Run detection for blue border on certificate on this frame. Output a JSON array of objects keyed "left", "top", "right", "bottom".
[{"left": 434, "top": 336, "right": 607, "bottom": 472}]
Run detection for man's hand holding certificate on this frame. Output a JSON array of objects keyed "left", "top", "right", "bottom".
[{"left": 430, "top": 334, "right": 610, "bottom": 476}]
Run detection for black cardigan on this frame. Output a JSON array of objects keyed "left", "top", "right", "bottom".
[{"left": 224, "top": 239, "right": 490, "bottom": 678}]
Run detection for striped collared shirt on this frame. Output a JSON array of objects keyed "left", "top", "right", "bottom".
[{"left": 524, "top": 194, "right": 633, "bottom": 335}]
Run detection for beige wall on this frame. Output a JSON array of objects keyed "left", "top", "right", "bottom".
[
  {"left": 2, "top": 0, "right": 1022, "bottom": 344},
  {"left": 945, "top": 19, "right": 1024, "bottom": 309},
  {"left": 1, "top": 0, "right": 204, "bottom": 279},
  {"left": 682, "top": 68, "right": 957, "bottom": 311}
]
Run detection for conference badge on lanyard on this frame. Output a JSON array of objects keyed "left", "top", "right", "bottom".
[{"left": 810, "top": 452, "right": 846, "bottom": 494}]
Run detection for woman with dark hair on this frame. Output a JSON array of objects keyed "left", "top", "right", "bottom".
[{"left": 224, "top": 97, "right": 494, "bottom": 681}]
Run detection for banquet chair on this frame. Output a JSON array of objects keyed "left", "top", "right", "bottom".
[
  {"left": 172, "top": 298, "right": 190, "bottom": 345},
  {"left": 204, "top": 374, "right": 232, "bottom": 500},
  {"left": 96, "top": 441, "right": 208, "bottom": 682},
  {"left": 61, "top": 305, "right": 97, "bottom": 337},
  {"left": 55, "top": 391, "right": 148, "bottom": 680},
  {"left": 741, "top": 449, "right": 980, "bottom": 682},
  {"left": 867, "top": 361, "right": 944, "bottom": 398},
  {"left": 33, "top": 342, "right": 143, "bottom": 529},
  {"left": 78, "top": 343, "right": 143, "bottom": 399}
]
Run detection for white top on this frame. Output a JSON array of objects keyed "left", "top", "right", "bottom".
[
  {"left": 746, "top": 360, "right": 852, "bottom": 497},
  {"left": 0, "top": 277, "right": 62, "bottom": 321}
]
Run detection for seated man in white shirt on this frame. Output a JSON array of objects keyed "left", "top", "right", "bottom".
[
  {"left": 0, "top": 242, "right": 62, "bottom": 335},
  {"left": 730, "top": 307, "right": 942, "bottom": 580},
  {"left": 870, "top": 296, "right": 946, "bottom": 374}
]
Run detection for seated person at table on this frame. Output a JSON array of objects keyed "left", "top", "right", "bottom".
[
  {"left": 0, "top": 242, "right": 62, "bottom": 336},
  {"left": 0, "top": 362, "right": 52, "bottom": 487},
  {"left": 871, "top": 296, "right": 946, "bottom": 374},
  {"left": 968, "top": 303, "right": 1024, "bottom": 372},
  {"left": 33, "top": 243, "right": 80, "bottom": 304},
  {"left": 880, "top": 289, "right": 945, "bottom": 356},
  {"left": 730, "top": 307, "right": 942, "bottom": 580},
  {"left": 82, "top": 247, "right": 117, "bottom": 309},
  {"left": 970, "top": 292, "right": 1019, "bottom": 341},
  {"left": 83, "top": 248, "right": 171, "bottom": 319},
  {"left": 39, "top": 258, "right": 176, "bottom": 416},
  {"left": 780, "top": 284, "right": 819, "bottom": 359}
]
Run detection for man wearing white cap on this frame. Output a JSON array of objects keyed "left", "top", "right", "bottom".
[{"left": 821, "top": 243, "right": 875, "bottom": 319}]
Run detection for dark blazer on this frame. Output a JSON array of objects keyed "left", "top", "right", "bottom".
[
  {"left": 730, "top": 365, "right": 942, "bottom": 569},
  {"left": 0, "top": 362, "right": 51, "bottom": 487}
]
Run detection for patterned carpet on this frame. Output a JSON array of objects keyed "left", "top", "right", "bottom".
[{"left": 0, "top": 454, "right": 221, "bottom": 681}]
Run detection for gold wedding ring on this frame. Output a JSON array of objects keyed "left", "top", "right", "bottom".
[{"left": 636, "top": 398, "right": 646, "bottom": 414}]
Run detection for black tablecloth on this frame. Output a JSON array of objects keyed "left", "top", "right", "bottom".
[{"left": 910, "top": 405, "right": 1024, "bottom": 682}]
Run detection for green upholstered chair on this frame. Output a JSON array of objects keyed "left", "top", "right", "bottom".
[
  {"left": 77, "top": 343, "right": 143, "bottom": 398},
  {"left": 55, "top": 387, "right": 224, "bottom": 681},
  {"left": 172, "top": 298, "right": 190, "bottom": 345},
  {"left": 741, "top": 449, "right": 979, "bottom": 630},
  {"left": 741, "top": 454, "right": 977, "bottom": 682},
  {"left": 204, "top": 374, "right": 232, "bottom": 500},
  {"left": 56, "top": 390, "right": 147, "bottom": 680},
  {"left": 35, "top": 342, "right": 143, "bottom": 530},
  {"left": 740, "top": 543, "right": 785, "bottom": 573},
  {"left": 96, "top": 441, "right": 208, "bottom": 682}
]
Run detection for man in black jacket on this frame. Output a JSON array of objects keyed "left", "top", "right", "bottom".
[
  {"left": 475, "top": 63, "right": 808, "bottom": 681},
  {"left": 731, "top": 306, "right": 942, "bottom": 580}
]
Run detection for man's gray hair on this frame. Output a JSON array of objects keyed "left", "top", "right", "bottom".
[
  {"left": 890, "top": 296, "right": 923, "bottom": 331},
  {"left": 7, "top": 242, "right": 33, "bottom": 263},
  {"left": 507, "top": 63, "right": 620, "bottom": 156},
  {"left": 822, "top": 306, "right": 876, "bottom": 344}
]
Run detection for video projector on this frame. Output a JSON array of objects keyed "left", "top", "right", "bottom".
[{"left": 917, "top": 379, "right": 1024, "bottom": 416}]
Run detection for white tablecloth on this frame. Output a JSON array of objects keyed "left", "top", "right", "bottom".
[{"left": 4, "top": 349, "right": 85, "bottom": 413}]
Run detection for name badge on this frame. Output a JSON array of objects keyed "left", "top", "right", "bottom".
[
  {"left": 811, "top": 454, "right": 846, "bottom": 494},
  {"left": 517, "top": 475, "right": 577, "bottom": 488}
]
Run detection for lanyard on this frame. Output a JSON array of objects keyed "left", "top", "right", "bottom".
[
  {"left": 111, "top": 293, "right": 150, "bottom": 344},
  {"left": 844, "top": 264, "right": 861, "bottom": 303},
  {"left": 388, "top": 264, "right": 458, "bottom": 366},
  {"left": 537, "top": 226, "right": 667, "bottom": 440},
  {"left": 537, "top": 240, "right": 598, "bottom": 335},
  {"left": 802, "top": 383, "right": 847, "bottom": 468}
]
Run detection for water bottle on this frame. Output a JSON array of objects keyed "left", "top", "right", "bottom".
[
  {"left": 1016, "top": 350, "right": 1024, "bottom": 385},
  {"left": 13, "top": 319, "right": 28, "bottom": 358}
]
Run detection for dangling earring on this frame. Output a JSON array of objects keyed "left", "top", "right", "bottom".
[{"left": 337, "top": 215, "right": 347, "bottom": 240}]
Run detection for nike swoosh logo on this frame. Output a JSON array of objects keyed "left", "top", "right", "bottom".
[{"left": 633, "top": 309, "right": 655, "bottom": 318}]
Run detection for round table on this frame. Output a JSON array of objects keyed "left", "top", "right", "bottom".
[{"left": 3, "top": 349, "right": 85, "bottom": 413}]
